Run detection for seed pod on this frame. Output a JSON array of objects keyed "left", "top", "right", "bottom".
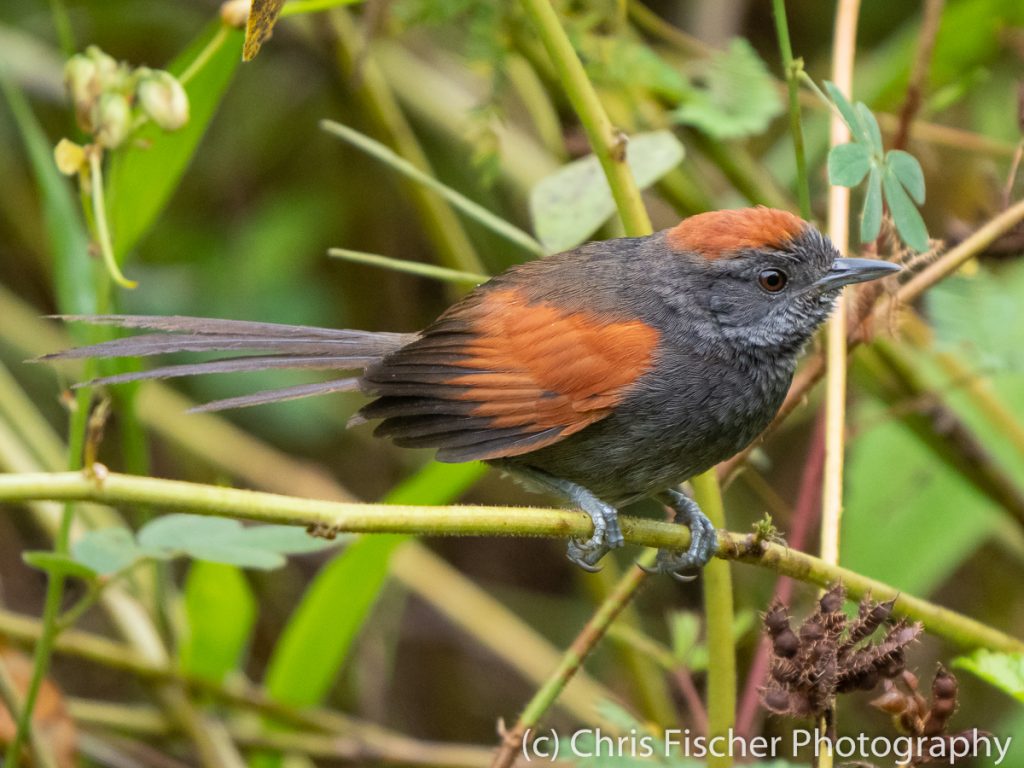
[
  {"left": 136, "top": 69, "right": 190, "bottom": 131},
  {"left": 92, "top": 92, "right": 132, "bottom": 149}
]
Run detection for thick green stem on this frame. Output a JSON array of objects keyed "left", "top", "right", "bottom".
[
  {"left": 692, "top": 471, "right": 735, "bottom": 767},
  {"left": 521, "top": 0, "right": 652, "bottom": 236},
  {"left": 2, "top": 471, "right": 1021, "bottom": 654}
]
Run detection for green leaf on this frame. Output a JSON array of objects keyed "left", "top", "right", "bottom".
[
  {"left": 824, "top": 80, "right": 867, "bottom": 145},
  {"left": 827, "top": 142, "right": 871, "bottom": 187},
  {"left": 672, "top": 38, "right": 782, "bottom": 139},
  {"left": 106, "top": 22, "right": 243, "bottom": 259},
  {"left": 954, "top": 650, "right": 1024, "bottom": 703},
  {"left": 138, "top": 514, "right": 334, "bottom": 570},
  {"left": 530, "top": 130, "right": 684, "bottom": 254},
  {"left": 260, "top": 461, "right": 483, "bottom": 724},
  {"left": 928, "top": 259, "right": 1024, "bottom": 374},
  {"left": 860, "top": 166, "right": 883, "bottom": 243},
  {"left": 0, "top": 68, "right": 95, "bottom": 316},
  {"left": 72, "top": 527, "right": 143, "bottom": 576},
  {"left": 587, "top": 36, "right": 688, "bottom": 100},
  {"left": 882, "top": 166, "right": 930, "bottom": 252},
  {"left": 23, "top": 551, "right": 98, "bottom": 581},
  {"left": 669, "top": 611, "right": 702, "bottom": 666},
  {"left": 180, "top": 561, "right": 257, "bottom": 682},
  {"left": 263, "top": 534, "right": 400, "bottom": 707},
  {"left": 886, "top": 149, "right": 926, "bottom": 204},
  {"left": 844, "top": 397, "right": 1002, "bottom": 594},
  {"left": 856, "top": 102, "right": 884, "bottom": 156}
]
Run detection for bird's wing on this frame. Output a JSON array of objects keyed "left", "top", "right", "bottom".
[{"left": 358, "top": 286, "right": 660, "bottom": 462}]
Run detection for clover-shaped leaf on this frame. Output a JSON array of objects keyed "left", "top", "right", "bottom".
[
  {"left": 63, "top": 515, "right": 337, "bottom": 576},
  {"left": 821, "top": 81, "right": 929, "bottom": 252}
]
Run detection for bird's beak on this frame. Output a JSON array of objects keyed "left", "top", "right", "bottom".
[{"left": 814, "top": 257, "right": 901, "bottom": 291}]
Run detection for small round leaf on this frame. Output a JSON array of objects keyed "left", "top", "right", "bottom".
[{"left": 828, "top": 142, "right": 872, "bottom": 187}]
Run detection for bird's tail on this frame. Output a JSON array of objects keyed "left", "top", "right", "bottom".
[{"left": 38, "top": 315, "right": 416, "bottom": 413}]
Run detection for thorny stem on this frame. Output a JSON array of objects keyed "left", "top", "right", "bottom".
[{"left": 2, "top": 470, "right": 1023, "bottom": 655}]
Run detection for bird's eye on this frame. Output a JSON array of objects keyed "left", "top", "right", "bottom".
[{"left": 758, "top": 269, "right": 788, "bottom": 293}]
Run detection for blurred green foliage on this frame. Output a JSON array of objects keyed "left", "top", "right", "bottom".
[{"left": 0, "top": 0, "right": 1023, "bottom": 763}]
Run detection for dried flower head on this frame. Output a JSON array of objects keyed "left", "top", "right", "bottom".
[
  {"left": 870, "top": 666, "right": 989, "bottom": 766},
  {"left": 760, "top": 584, "right": 922, "bottom": 719}
]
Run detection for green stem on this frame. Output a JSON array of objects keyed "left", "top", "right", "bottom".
[
  {"left": 178, "top": 23, "right": 231, "bottom": 86},
  {"left": 491, "top": 555, "right": 656, "bottom": 768},
  {"left": 3, "top": 392, "right": 88, "bottom": 766},
  {"left": 46, "top": 0, "right": 76, "bottom": 58},
  {"left": 520, "top": 0, "right": 651, "bottom": 237},
  {"left": 772, "top": 0, "right": 812, "bottom": 220},
  {"left": 0, "top": 656, "right": 59, "bottom": 768},
  {"left": 691, "top": 471, "right": 735, "bottom": 767},
  {"left": 2, "top": 471, "right": 1021, "bottom": 654},
  {"left": 325, "top": 9, "right": 488, "bottom": 278},
  {"left": 320, "top": 119, "right": 545, "bottom": 258},
  {"left": 88, "top": 149, "right": 136, "bottom": 289},
  {"left": 279, "top": 0, "right": 362, "bottom": 17},
  {"left": 327, "top": 248, "right": 486, "bottom": 285}
]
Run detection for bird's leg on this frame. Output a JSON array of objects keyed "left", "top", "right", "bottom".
[
  {"left": 644, "top": 488, "right": 719, "bottom": 581},
  {"left": 512, "top": 467, "right": 624, "bottom": 572}
]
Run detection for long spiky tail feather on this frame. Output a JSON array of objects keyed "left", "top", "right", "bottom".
[{"left": 38, "top": 315, "right": 415, "bottom": 413}]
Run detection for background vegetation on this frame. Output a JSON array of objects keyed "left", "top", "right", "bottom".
[{"left": 0, "top": 0, "right": 1023, "bottom": 766}]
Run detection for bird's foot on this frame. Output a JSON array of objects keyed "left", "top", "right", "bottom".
[
  {"left": 565, "top": 499, "right": 624, "bottom": 572},
  {"left": 512, "top": 467, "right": 623, "bottom": 573},
  {"left": 640, "top": 489, "right": 718, "bottom": 582}
]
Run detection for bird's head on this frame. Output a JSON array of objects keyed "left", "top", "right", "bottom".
[{"left": 662, "top": 207, "right": 900, "bottom": 354}]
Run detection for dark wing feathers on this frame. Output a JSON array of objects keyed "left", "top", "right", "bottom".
[{"left": 357, "top": 287, "right": 659, "bottom": 462}]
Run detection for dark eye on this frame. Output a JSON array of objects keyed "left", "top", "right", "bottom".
[{"left": 758, "top": 269, "right": 788, "bottom": 293}]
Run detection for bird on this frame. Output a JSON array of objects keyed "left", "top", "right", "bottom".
[{"left": 41, "top": 207, "right": 900, "bottom": 579}]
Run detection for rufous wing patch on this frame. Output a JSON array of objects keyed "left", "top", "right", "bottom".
[
  {"left": 361, "top": 287, "right": 659, "bottom": 461},
  {"left": 667, "top": 207, "right": 807, "bottom": 259}
]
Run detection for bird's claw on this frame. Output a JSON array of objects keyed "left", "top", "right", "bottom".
[
  {"left": 566, "top": 514, "right": 623, "bottom": 573},
  {"left": 567, "top": 538, "right": 605, "bottom": 573},
  {"left": 645, "top": 490, "right": 719, "bottom": 580}
]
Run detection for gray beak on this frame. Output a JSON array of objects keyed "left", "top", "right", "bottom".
[{"left": 814, "top": 257, "right": 901, "bottom": 291}]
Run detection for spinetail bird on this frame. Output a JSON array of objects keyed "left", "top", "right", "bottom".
[{"left": 41, "top": 207, "right": 900, "bottom": 579}]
